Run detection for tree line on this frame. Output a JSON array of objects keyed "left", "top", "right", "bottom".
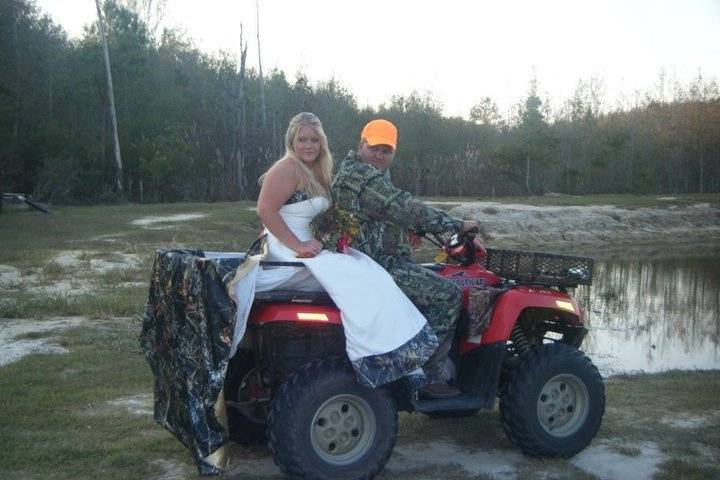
[{"left": 1, "top": 0, "right": 719, "bottom": 205}]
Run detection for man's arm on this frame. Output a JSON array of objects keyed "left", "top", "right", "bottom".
[{"left": 359, "top": 172, "right": 463, "bottom": 234}]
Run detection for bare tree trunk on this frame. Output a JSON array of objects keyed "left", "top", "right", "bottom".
[
  {"left": 122, "top": 0, "right": 167, "bottom": 39},
  {"left": 48, "top": 59, "right": 53, "bottom": 117},
  {"left": 95, "top": 0, "right": 124, "bottom": 194},
  {"left": 256, "top": 0, "right": 267, "bottom": 129},
  {"left": 525, "top": 154, "right": 531, "bottom": 193},
  {"left": 699, "top": 148, "right": 704, "bottom": 193},
  {"left": 235, "top": 23, "right": 248, "bottom": 198}
]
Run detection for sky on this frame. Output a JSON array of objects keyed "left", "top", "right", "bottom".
[{"left": 35, "top": 0, "right": 720, "bottom": 119}]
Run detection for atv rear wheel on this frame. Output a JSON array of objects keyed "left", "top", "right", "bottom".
[
  {"left": 500, "top": 343, "right": 604, "bottom": 457},
  {"left": 224, "top": 352, "right": 267, "bottom": 445},
  {"left": 268, "top": 357, "right": 398, "bottom": 480}
]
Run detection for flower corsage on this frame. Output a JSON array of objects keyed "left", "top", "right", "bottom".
[{"left": 311, "top": 205, "right": 360, "bottom": 254}]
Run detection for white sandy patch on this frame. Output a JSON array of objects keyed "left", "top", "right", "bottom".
[
  {"left": 0, "top": 264, "right": 95, "bottom": 295},
  {"left": 85, "top": 234, "right": 123, "bottom": 243},
  {"left": 148, "top": 459, "right": 192, "bottom": 480},
  {"left": 427, "top": 201, "right": 468, "bottom": 206},
  {"left": 30, "top": 279, "right": 96, "bottom": 295},
  {"left": 52, "top": 250, "right": 141, "bottom": 272},
  {"left": 0, "top": 264, "right": 20, "bottom": 280},
  {"left": 130, "top": 213, "right": 206, "bottom": 227},
  {"left": 657, "top": 196, "right": 678, "bottom": 201},
  {"left": 223, "top": 438, "right": 674, "bottom": 480},
  {"left": 0, "top": 251, "right": 143, "bottom": 295},
  {"left": 0, "top": 318, "right": 85, "bottom": 366},
  {"left": 107, "top": 393, "right": 154, "bottom": 417},
  {"left": 387, "top": 441, "right": 521, "bottom": 479},
  {"left": 660, "top": 411, "right": 719, "bottom": 429},
  {"left": 142, "top": 224, "right": 176, "bottom": 230},
  {"left": 571, "top": 440, "right": 665, "bottom": 480},
  {"left": 0, "top": 265, "right": 32, "bottom": 289}
]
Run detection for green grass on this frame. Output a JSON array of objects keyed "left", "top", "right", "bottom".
[
  {"left": 0, "top": 319, "right": 184, "bottom": 480},
  {"left": 0, "top": 290, "right": 148, "bottom": 319}
]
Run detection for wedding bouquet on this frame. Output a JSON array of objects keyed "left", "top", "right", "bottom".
[{"left": 312, "top": 205, "right": 360, "bottom": 254}]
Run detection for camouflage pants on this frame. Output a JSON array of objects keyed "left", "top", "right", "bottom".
[{"left": 384, "top": 258, "right": 462, "bottom": 383}]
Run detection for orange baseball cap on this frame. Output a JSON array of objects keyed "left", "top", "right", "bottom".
[{"left": 360, "top": 119, "right": 397, "bottom": 150}]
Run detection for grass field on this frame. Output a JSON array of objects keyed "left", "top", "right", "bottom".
[{"left": 1, "top": 196, "right": 718, "bottom": 479}]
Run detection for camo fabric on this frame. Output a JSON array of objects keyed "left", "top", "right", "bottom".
[
  {"left": 465, "top": 286, "right": 507, "bottom": 337},
  {"left": 385, "top": 258, "right": 462, "bottom": 381},
  {"left": 352, "top": 323, "right": 439, "bottom": 388},
  {"left": 140, "top": 249, "right": 237, "bottom": 476},
  {"left": 332, "top": 152, "right": 463, "bottom": 262},
  {"left": 284, "top": 189, "right": 310, "bottom": 205},
  {"left": 332, "top": 152, "right": 464, "bottom": 383}
]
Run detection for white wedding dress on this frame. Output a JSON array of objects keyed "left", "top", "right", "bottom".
[{"left": 229, "top": 195, "right": 439, "bottom": 387}]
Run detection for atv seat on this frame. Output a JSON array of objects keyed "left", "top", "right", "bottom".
[{"left": 253, "top": 289, "right": 336, "bottom": 307}]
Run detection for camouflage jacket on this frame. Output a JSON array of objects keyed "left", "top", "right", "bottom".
[{"left": 332, "top": 151, "right": 463, "bottom": 265}]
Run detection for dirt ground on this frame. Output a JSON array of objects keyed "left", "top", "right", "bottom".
[{"left": 439, "top": 200, "right": 720, "bottom": 258}]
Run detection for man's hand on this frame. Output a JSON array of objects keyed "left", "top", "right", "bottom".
[
  {"left": 408, "top": 232, "right": 423, "bottom": 251},
  {"left": 460, "top": 220, "right": 481, "bottom": 234},
  {"left": 460, "top": 219, "right": 491, "bottom": 240}
]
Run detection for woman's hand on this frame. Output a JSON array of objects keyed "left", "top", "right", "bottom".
[{"left": 295, "top": 239, "right": 323, "bottom": 258}]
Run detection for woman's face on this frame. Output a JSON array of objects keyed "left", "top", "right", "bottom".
[{"left": 293, "top": 125, "right": 322, "bottom": 165}]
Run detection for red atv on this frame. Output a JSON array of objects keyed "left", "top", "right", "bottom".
[{"left": 224, "top": 233, "right": 604, "bottom": 480}]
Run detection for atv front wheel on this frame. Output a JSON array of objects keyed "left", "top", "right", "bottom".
[
  {"left": 500, "top": 343, "right": 604, "bottom": 457},
  {"left": 268, "top": 357, "right": 398, "bottom": 480}
]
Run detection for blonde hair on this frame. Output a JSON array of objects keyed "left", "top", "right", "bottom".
[{"left": 260, "top": 112, "right": 333, "bottom": 198}]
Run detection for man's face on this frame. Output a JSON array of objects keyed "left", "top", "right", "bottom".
[{"left": 358, "top": 142, "right": 395, "bottom": 172}]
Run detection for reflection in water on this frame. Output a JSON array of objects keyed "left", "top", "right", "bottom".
[{"left": 577, "top": 256, "right": 720, "bottom": 376}]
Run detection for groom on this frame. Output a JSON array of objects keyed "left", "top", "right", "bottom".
[{"left": 332, "top": 119, "right": 482, "bottom": 399}]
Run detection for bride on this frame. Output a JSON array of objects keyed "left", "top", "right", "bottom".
[{"left": 233, "top": 112, "right": 438, "bottom": 388}]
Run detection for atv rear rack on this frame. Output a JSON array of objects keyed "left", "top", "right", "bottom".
[{"left": 482, "top": 249, "right": 593, "bottom": 287}]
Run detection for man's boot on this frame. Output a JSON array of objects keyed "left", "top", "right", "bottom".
[{"left": 418, "top": 382, "right": 461, "bottom": 399}]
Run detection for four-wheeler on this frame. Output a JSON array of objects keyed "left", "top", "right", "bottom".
[{"left": 223, "top": 233, "right": 604, "bottom": 480}]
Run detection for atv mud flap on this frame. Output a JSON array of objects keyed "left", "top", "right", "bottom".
[
  {"left": 411, "top": 341, "right": 506, "bottom": 414},
  {"left": 412, "top": 395, "right": 483, "bottom": 414}
]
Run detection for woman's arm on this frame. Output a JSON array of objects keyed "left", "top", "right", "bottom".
[{"left": 256, "top": 160, "right": 323, "bottom": 257}]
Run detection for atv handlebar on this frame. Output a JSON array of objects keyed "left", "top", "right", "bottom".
[{"left": 421, "top": 229, "right": 487, "bottom": 266}]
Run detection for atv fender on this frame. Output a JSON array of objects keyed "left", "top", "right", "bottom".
[{"left": 480, "top": 287, "right": 583, "bottom": 345}]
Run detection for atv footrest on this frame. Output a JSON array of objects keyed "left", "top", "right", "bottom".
[{"left": 412, "top": 394, "right": 482, "bottom": 414}]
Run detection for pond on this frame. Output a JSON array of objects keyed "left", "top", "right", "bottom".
[{"left": 577, "top": 255, "right": 720, "bottom": 376}]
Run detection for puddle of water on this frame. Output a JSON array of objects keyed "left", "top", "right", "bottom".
[{"left": 578, "top": 255, "right": 720, "bottom": 375}]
